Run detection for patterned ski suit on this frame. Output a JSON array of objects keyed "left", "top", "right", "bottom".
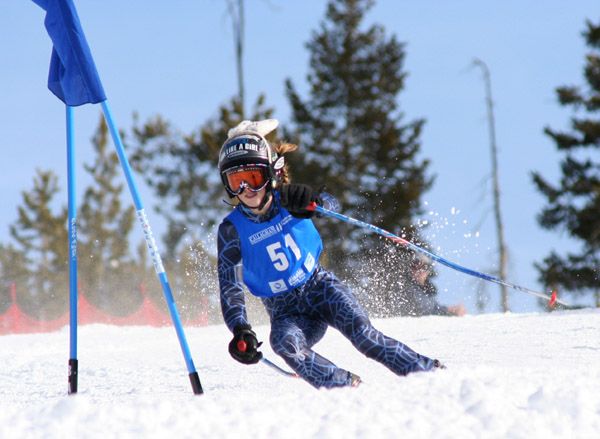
[{"left": 218, "top": 195, "right": 436, "bottom": 388}]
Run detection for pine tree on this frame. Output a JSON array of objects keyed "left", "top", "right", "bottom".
[
  {"left": 532, "top": 20, "right": 600, "bottom": 306},
  {"left": 0, "top": 244, "right": 29, "bottom": 314},
  {"left": 127, "top": 0, "right": 274, "bottom": 322},
  {"left": 128, "top": 98, "right": 274, "bottom": 324},
  {"left": 9, "top": 169, "right": 68, "bottom": 319},
  {"left": 284, "top": 0, "right": 433, "bottom": 315},
  {"left": 129, "top": 0, "right": 273, "bottom": 256},
  {"left": 129, "top": 96, "right": 274, "bottom": 255},
  {"left": 79, "top": 115, "right": 139, "bottom": 315}
]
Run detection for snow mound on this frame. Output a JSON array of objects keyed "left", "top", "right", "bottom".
[{"left": 1, "top": 310, "right": 599, "bottom": 438}]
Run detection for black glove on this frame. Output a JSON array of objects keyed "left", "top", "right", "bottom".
[
  {"left": 228, "top": 324, "right": 263, "bottom": 365},
  {"left": 279, "top": 183, "right": 320, "bottom": 218}
]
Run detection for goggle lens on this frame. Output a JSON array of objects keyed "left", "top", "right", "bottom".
[{"left": 225, "top": 167, "right": 269, "bottom": 194}]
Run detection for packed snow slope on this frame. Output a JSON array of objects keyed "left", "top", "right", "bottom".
[{"left": 1, "top": 310, "right": 599, "bottom": 439}]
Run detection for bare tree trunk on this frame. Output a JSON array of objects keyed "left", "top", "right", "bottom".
[
  {"left": 473, "top": 58, "right": 509, "bottom": 312},
  {"left": 227, "top": 0, "right": 245, "bottom": 117}
]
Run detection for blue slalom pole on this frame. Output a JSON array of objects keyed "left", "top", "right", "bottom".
[
  {"left": 100, "top": 101, "right": 203, "bottom": 394},
  {"left": 66, "top": 105, "right": 78, "bottom": 394},
  {"left": 310, "top": 204, "right": 569, "bottom": 308}
]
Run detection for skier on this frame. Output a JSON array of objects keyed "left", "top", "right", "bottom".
[
  {"left": 399, "top": 254, "right": 467, "bottom": 317},
  {"left": 217, "top": 119, "right": 444, "bottom": 388}
]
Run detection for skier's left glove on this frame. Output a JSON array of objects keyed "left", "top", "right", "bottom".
[
  {"left": 279, "top": 183, "right": 321, "bottom": 218},
  {"left": 228, "top": 324, "right": 263, "bottom": 365}
]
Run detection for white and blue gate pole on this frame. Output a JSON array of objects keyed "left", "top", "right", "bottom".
[
  {"left": 100, "top": 101, "right": 203, "bottom": 394},
  {"left": 66, "top": 105, "right": 78, "bottom": 394}
]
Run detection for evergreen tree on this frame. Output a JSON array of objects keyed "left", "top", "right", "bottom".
[
  {"left": 0, "top": 244, "right": 29, "bottom": 314},
  {"left": 284, "top": 0, "right": 433, "bottom": 315},
  {"left": 9, "top": 169, "right": 68, "bottom": 319},
  {"left": 79, "top": 115, "right": 139, "bottom": 315},
  {"left": 127, "top": 96, "right": 275, "bottom": 323},
  {"left": 126, "top": 1, "right": 273, "bottom": 323},
  {"left": 532, "top": 20, "right": 600, "bottom": 306},
  {"left": 129, "top": 95, "right": 274, "bottom": 255}
]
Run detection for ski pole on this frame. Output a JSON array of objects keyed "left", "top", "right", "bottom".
[
  {"left": 261, "top": 358, "right": 299, "bottom": 378},
  {"left": 237, "top": 338, "right": 299, "bottom": 378},
  {"left": 309, "top": 203, "right": 569, "bottom": 308}
]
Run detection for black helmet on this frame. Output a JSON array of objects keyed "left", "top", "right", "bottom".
[
  {"left": 218, "top": 120, "right": 284, "bottom": 197},
  {"left": 218, "top": 132, "right": 274, "bottom": 174}
]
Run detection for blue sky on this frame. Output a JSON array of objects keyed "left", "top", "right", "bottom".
[{"left": 1, "top": 1, "right": 598, "bottom": 313}]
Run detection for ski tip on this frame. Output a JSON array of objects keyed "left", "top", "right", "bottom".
[{"left": 549, "top": 290, "right": 558, "bottom": 308}]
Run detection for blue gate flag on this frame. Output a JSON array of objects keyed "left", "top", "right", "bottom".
[{"left": 33, "top": 0, "right": 106, "bottom": 106}]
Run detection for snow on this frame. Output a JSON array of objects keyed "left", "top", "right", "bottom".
[{"left": 1, "top": 310, "right": 599, "bottom": 438}]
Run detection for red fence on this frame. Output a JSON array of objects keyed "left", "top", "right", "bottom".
[{"left": 0, "top": 282, "right": 208, "bottom": 335}]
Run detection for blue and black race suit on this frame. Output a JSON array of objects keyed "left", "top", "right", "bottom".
[{"left": 217, "top": 193, "right": 435, "bottom": 388}]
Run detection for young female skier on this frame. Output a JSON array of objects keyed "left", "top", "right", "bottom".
[{"left": 217, "top": 119, "right": 443, "bottom": 388}]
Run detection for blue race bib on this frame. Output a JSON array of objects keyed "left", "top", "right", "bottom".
[{"left": 227, "top": 205, "right": 322, "bottom": 297}]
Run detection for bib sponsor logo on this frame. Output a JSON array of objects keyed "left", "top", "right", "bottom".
[
  {"left": 288, "top": 269, "right": 306, "bottom": 286},
  {"left": 248, "top": 214, "right": 294, "bottom": 245},
  {"left": 304, "top": 252, "right": 315, "bottom": 272},
  {"left": 249, "top": 223, "right": 283, "bottom": 245},
  {"left": 268, "top": 279, "right": 287, "bottom": 294}
]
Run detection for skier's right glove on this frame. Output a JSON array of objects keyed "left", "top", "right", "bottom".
[{"left": 228, "top": 324, "right": 263, "bottom": 365}]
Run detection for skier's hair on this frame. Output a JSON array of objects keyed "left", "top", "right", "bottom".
[{"left": 272, "top": 141, "right": 298, "bottom": 185}]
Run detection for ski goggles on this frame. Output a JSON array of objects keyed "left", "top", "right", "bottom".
[{"left": 223, "top": 165, "right": 271, "bottom": 195}]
